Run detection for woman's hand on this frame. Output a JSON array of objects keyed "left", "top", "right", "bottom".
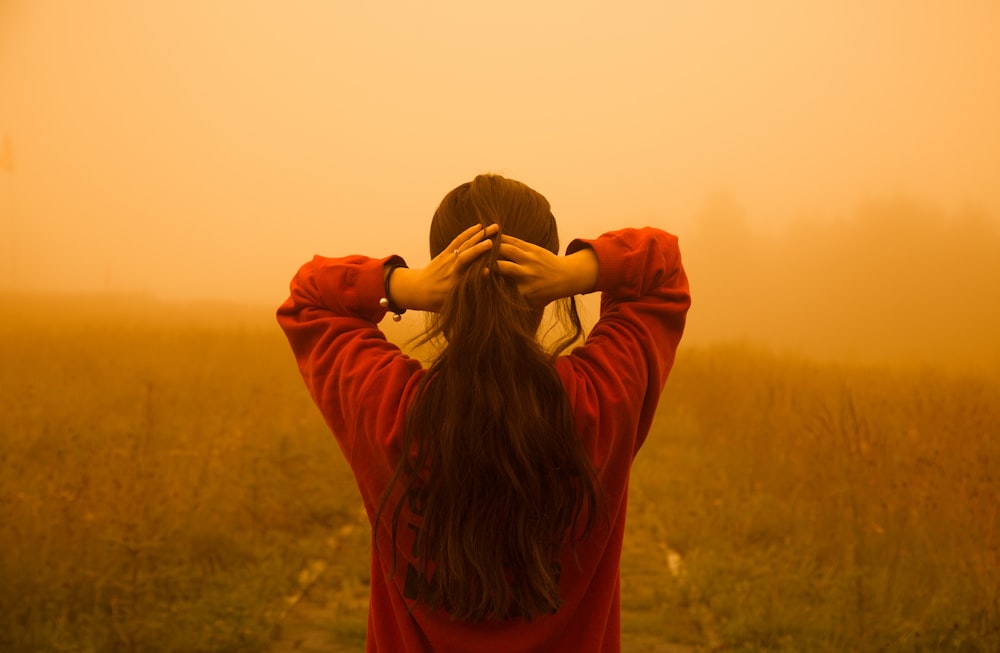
[
  {"left": 388, "top": 223, "right": 499, "bottom": 312},
  {"left": 495, "top": 235, "right": 598, "bottom": 307}
]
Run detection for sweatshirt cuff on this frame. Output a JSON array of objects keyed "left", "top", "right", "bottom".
[{"left": 318, "top": 254, "right": 406, "bottom": 323}]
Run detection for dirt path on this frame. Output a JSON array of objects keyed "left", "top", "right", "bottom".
[
  {"left": 268, "top": 506, "right": 371, "bottom": 653},
  {"left": 620, "top": 480, "right": 716, "bottom": 652},
  {"left": 269, "top": 489, "right": 711, "bottom": 653}
]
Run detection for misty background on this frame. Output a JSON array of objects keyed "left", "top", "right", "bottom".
[{"left": 2, "top": 0, "right": 998, "bottom": 368}]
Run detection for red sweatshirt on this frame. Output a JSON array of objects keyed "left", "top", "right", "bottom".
[{"left": 277, "top": 227, "right": 690, "bottom": 652}]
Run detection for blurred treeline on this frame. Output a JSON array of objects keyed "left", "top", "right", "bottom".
[{"left": 678, "top": 195, "right": 1000, "bottom": 371}]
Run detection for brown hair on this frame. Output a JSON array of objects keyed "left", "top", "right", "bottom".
[{"left": 376, "top": 174, "right": 604, "bottom": 621}]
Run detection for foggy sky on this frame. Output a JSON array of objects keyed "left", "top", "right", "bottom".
[{"left": 1, "top": 0, "right": 998, "bottom": 310}]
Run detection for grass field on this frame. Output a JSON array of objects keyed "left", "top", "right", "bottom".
[
  {"left": 641, "top": 346, "right": 1000, "bottom": 652},
  {"left": 1, "top": 294, "right": 997, "bottom": 652}
]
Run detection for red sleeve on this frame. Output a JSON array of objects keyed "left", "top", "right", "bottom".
[
  {"left": 275, "top": 254, "right": 424, "bottom": 480},
  {"left": 557, "top": 227, "right": 690, "bottom": 467}
]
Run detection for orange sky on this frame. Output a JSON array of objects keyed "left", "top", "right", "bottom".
[{"left": 1, "top": 0, "right": 998, "bottom": 306}]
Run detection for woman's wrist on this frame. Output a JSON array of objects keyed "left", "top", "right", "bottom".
[
  {"left": 387, "top": 265, "right": 435, "bottom": 312},
  {"left": 382, "top": 262, "right": 409, "bottom": 317},
  {"left": 563, "top": 248, "right": 599, "bottom": 297},
  {"left": 387, "top": 265, "right": 414, "bottom": 311}
]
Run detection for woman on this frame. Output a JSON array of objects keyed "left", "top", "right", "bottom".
[{"left": 277, "top": 174, "right": 690, "bottom": 652}]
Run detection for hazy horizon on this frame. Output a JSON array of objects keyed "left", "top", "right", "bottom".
[{"left": 2, "top": 1, "right": 998, "bottom": 367}]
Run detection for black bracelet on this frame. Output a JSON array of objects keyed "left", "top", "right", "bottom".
[{"left": 380, "top": 262, "right": 408, "bottom": 321}]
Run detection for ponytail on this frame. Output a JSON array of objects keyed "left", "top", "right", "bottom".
[
  {"left": 374, "top": 174, "right": 605, "bottom": 621},
  {"left": 378, "top": 256, "right": 602, "bottom": 621},
  {"left": 375, "top": 175, "right": 606, "bottom": 622}
]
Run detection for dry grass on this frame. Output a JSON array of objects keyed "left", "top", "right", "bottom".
[
  {"left": 0, "top": 294, "right": 358, "bottom": 652},
  {"left": 637, "top": 344, "right": 1000, "bottom": 652},
  {"left": 2, "top": 294, "right": 997, "bottom": 651}
]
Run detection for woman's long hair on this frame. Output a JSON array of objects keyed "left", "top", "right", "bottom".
[{"left": 376, "top": 174, "right": 605, "bottom": 622}]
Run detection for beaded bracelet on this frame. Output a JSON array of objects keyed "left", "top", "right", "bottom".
[{"left": 380, "top": 263, "right": 408, "bottom": 322}]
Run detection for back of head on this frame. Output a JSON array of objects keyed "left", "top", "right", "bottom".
[
  {"left": 429, "top": 174, "right": 560, "bottom": 257},
  {"left": 429, "top": 174, "right": 581, "bottom": 354},
  {"left": 378, "top": 174, "right": 603, "bottom": 622}
]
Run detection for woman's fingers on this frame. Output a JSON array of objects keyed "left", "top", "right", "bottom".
[
  {"left": 464, "top": 223, "right": 498, "bottom": 249},
  {"left": 449, "top": 224, "right": 485, "bottom": 251},
  {"left": 493, "top": 259, "right": 523, "bottom": 278},
  {"left": 448, "top": 223, "right": 499, "bottom": 255},
  {"left": 458, "top": 225, "right": 498, "bottom": 265},
  {"left": 497, "top": 234, "right": 548, "bottom": 264},
  {"left": 499, "top": 233, "right": 543, "bottom": 252},
  {"left": 457, "top": 237, "right": 494, "bottom": 269},
  {"left": 497, "top": 242, "right": 528, "bottom": 263}
]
